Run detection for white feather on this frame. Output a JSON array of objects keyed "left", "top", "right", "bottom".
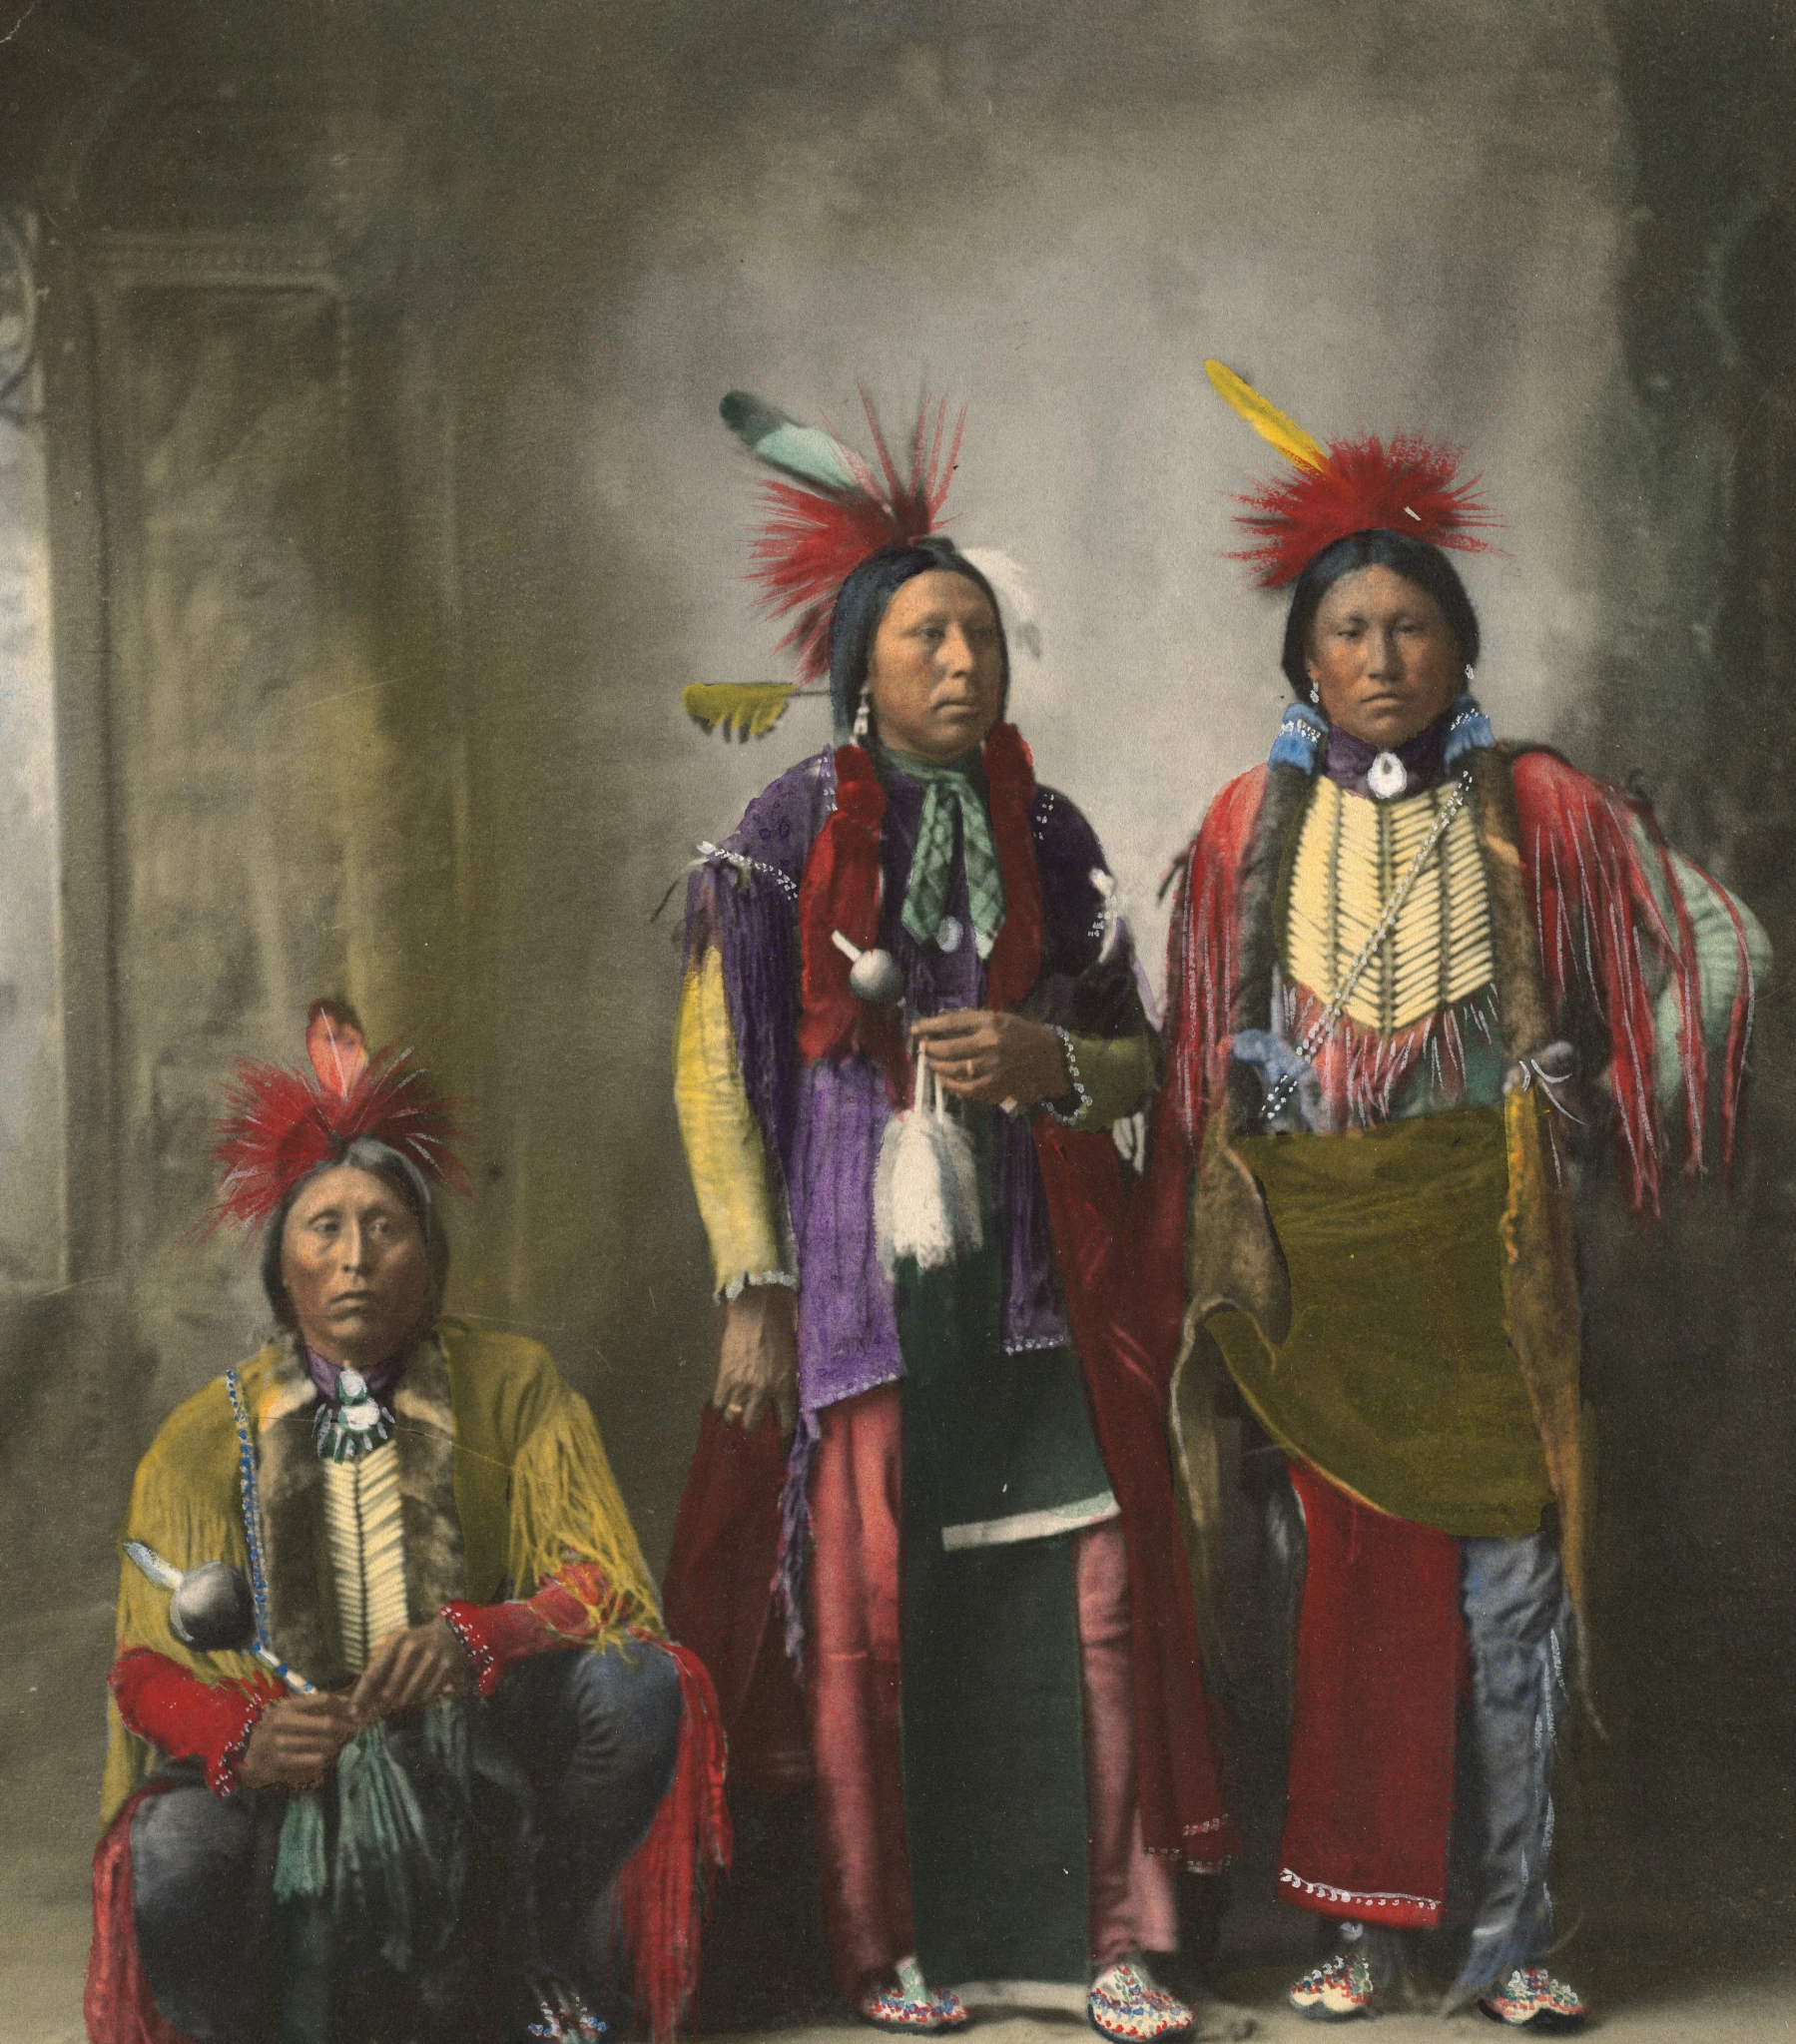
[{"left": 960, "top": 545, "right": 1042, "bottom": 659}]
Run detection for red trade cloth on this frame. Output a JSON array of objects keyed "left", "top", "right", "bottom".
[
  {"left": 1032, "top": 1119, "right": 1239, "bottom": 1871},
  {"left": 661, "top": 1404, "right": 810, "bottom": 1793},
  {"left": 86, "top": 1783, "right": 190, "bottom": 2044},
  {"left": 807, "top": 1385, "right": 913, "bottom": 1997},
  {"left": 1510, "top": 749, "right": 1736, "bottom": 1217},
  {"left": 1279, "top": 1461, "right": 1464, "bottom": 1929},
  {"left": 108, "top": 1650, "right": 283, "bottom": 1800},
  {"left": 1077, "top": 1515, "right": 1180, "bottom": 1970},
  {"left": 796, "top": 726, "right": 1045, "bottom": 1102},
  {"left": 441, "top": 1559, "right": 641, "bottom": 1698},
  {"left": 806, "top": 1384, "right": 1183, "bottom": 1996},
  {"left": 616, "top": 1638, "right": 734, "bottom": 2041}
]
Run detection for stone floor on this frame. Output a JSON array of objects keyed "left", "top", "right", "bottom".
[{"left": 11, "top": 1595, "right": 1796, "bottom": 2043}]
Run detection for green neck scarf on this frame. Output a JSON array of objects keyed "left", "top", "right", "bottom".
[{"left": 890, "top": 749, "right": 1005, "bottom": 960}]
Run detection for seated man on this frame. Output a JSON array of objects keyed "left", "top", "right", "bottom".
[{"left": 86, "top": 1003, "right": 728, "bottom": 2044}]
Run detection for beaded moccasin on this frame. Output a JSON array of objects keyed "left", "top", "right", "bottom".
[
  {"left": 1087, "top": 1956, "right": 1195, "bottom": 2042},
  {"left": 858, "top": 1958, "right": 969, "bottom": 2033},
  {"left": 1288, "top": 1951, "right": 1377, "bottom": 2021},
  {"left": 1479, "top": 1967, "right": 1587, "bottom": 2031}
]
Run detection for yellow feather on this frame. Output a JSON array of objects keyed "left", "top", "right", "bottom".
[
  {"left": 1204, "top": 359, "right": 1327, "bottom": 472},
  {"left": 681, "top": 681, "right": 796, "bottom": 741}
]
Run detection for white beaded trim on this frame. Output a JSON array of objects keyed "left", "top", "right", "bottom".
[
  {"left": 696, "top": 841, "right": 801, "bottom": 902},
  {"left": 720, "top": 1269, "right": 800, "bottom": 1301},
  {"left": 1278, "top": 1867, "right": 1443, "bottom": 1915}
]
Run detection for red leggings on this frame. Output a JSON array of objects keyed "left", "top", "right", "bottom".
[{"left": 805, "top": 1382, "right": 1176, "bottom": 1994}]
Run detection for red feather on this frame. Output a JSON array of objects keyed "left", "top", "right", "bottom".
[
  {"left": 1232, "top": 432, "right": 1498, "bottom": 588},
  {"left": 208, "top": 1037, "right": 469, "bottom": 1232},
  {"left": 747, "top": 391, "right": 963, "bottom": 682},
  {"left": 304, "top": 997, "right": 368, "bottom": 1099}
]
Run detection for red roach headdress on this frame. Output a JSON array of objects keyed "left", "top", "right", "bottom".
[
  {"left": 208, "top": 1000, "right": 468, "bottom": 1231},
  {"left": 727, "top": 386, "right": 963, "bottom": 683},
  {"left": 1206, "top": 359, "right": 1498, "bottom": 588}
]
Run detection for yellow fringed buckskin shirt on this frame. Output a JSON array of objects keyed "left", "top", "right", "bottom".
[{"left": 102, "top": 1316, "right": 659, "bottom": 1830}]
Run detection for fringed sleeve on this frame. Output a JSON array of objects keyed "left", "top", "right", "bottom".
[
  {"left": 441, "top": 1560, "right": 636, "bottom": 1692},
  {"left": 1514, "top": 752, "right": 1766, "bottom": 1216},
  {"left": 109, "top": 1648, "right": 283, "bottom": 1798},
  {"left": 1159, "top": 769, "right": 1265, "bottom": 1163},
  {"left": 683, "top": 752, "right": 832, "bottom": 1171},
  {"left": 673, "top": 950, "right": 794, "bottom": 1297},
  {"left": 101, "top": 1376, "right": 268, "bottom": 1832},
  {"left": 503, "top": 1378, "right": 664, "bottom": 1645},
  {"left": 1117, "top": 772, "right": 1266, "bottom": 1402},
  {"left": 1629, "top": 822, "right": 1770, "bottom": 1148}
]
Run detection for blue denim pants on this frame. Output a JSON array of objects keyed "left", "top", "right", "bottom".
[
  {"left": 130, "top": 1641, "right": 685, "bottom": 2042},
  {"left": 1445, "top": 1529, "right": 1572, "bottom": 2004}
]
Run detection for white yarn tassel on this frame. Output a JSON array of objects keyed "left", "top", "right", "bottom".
[{"left": 876, "top": 1051, "right": 983, "bottom": 1275}]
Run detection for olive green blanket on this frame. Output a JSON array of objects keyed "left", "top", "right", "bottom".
[{"left": 1209, "top": 1106, "right": 1551, "bottom": 1538}]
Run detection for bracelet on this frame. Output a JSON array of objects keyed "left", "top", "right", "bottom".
[{"left": 1042, "top": 1026, "right": 1092, "bottom": 1127}]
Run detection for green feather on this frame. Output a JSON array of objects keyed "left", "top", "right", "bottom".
[{"left": 720, "top": 390, "right": 856, "bottom": 492}]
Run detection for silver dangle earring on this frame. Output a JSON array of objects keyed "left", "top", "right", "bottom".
[
  {"left": 853, "top": 685, "right": 872, "bottom": 743},
  {"left": 1464, "top": 663, "right": 1476, "bottom": 687},
  {"left": 1309, "top": 682, "right": 1321, "bottom": 707}
]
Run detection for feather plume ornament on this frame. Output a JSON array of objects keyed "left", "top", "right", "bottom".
[
  {"left": 207, "top": 999, "right": 469, "bottom": 1232},
  {"left": 724, "top": 385, "right": 965, "bottom": 685},
  {"left": 958, "top": 544, "right": 1042, "bottom": 659},
  {"left": 680, "top": 680, "right": 809, "bottom": 743},
  {"left": 1204, "top": 359, "right": 1498, "bottom": 588},
  {"left": 1204, "top": 359, "right": 1327, "bottom": 472},
  {"left": 304, "top": 997, "right": 369, "bottom": 1098},
  {"left": 718, "top": 391, "right": 859, "bottom": 493}
]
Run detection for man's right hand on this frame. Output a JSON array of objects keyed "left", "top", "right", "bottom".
[
  {"left": 238, "top": 1691, "right": 359, "bottom": 1791},
  {"left": 711, "top": 1283, "right": 799, "bottom": 1438}
]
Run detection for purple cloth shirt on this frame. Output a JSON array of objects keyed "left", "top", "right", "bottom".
[{"left": 687, "top": 746, "right": 1149, "bottom": 1419}]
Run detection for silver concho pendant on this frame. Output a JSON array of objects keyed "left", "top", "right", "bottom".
[
  {"left": 337, "top": 1368, "right": 380, "bottom": 1432},
  {"left": 1367, "top": 750, "right": 1408, "bottom": 800}
]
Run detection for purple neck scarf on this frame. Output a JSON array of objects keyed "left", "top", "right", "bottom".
[
  {"left": 1325, "top": 706, "right": 1453, "bottom": 798},
  {"left": 304, "top": 1346, "right": 407, "bottom": 1407}
]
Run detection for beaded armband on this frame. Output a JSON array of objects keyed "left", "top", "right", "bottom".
[{"left": 1042, "top": 1026, "right": 1093, "bottom": 1128}]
